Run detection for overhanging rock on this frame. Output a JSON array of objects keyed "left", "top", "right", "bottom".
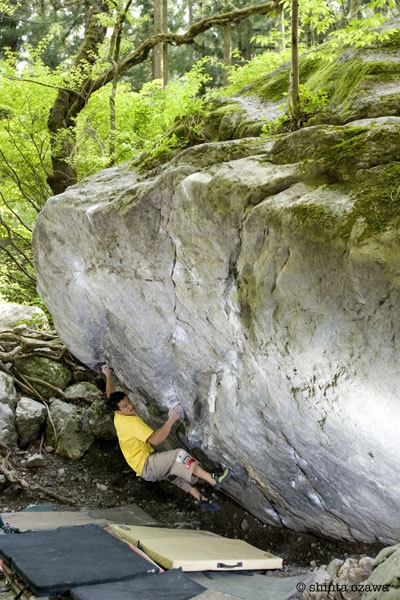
[{"left": 33, "top": 126, "right": 400, "bottom": 544}]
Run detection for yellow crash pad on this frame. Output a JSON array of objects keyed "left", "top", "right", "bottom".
[{"left": 111, "top": 525, "right": 282, "bottom": 572}]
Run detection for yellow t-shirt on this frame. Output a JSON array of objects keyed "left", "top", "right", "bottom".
[{"left": 114, "top": 413, "right": 154, "bottom": 476}]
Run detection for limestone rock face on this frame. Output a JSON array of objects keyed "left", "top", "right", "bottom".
[{"left": 33, "top": 118, "right": 400, "bottom": 544}]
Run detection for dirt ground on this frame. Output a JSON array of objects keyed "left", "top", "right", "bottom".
[{"left": 0, "top": 439, "right": 383, "bottom": 579}]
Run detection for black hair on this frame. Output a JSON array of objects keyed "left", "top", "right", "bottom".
[{"left": 105, "top": 391, "right": 126, "bottom": 412}]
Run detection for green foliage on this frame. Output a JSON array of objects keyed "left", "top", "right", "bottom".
[
  {"left": 252, "top": 0, "right": 337, "bottom": 52},
  {"left": 329, "top": 15, "right": 398, "bottom": 49},
  {"left": 299, "top": 0, "right": 336, "bottom": 38},
  {"left": 73, "top": 58, "right": 212, "bottom": 175},
  {"left": 0, "top": 53, "right": 57, "bottom": 304},
  {"left": 0, "top": 1, "right": 86, "bottom": 68},
  {"left": 0, "top": 1, "right": 18, "bottom": 15},
  {"left": 223, "top": 49, "right": 292, "bottom": 95}
]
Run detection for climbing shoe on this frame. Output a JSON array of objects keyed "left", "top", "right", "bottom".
[
  {"left": 212, "top": 467, "right": 232, "bottom": 490},
  {"left": 198, "top": 497, "right": 221, "bottom": 512}
]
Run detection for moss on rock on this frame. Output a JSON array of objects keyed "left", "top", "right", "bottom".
[{"left": 343, "top": 163, "right": 400, "bottom": 239}]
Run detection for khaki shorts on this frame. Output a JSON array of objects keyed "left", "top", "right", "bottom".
[{"left": 141, "top": 449, "right": 199, "bottom": 493}]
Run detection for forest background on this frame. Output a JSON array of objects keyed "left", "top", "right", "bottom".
[{"left": 0, "top": 0, "right": 399, "bottom": 311}]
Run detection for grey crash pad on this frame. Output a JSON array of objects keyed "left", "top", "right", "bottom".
[
  {"left": 70, "top": 570, "right": 205, "bottom": 600},
  {"left": 2, "top": 503, "right": 158, "bottom": 531},
  {"left": 0, "top": 524, "right": 160, "bottom": 597},
  {"left": 87, "top": 503, "right": 159, "bottom": 525},
  {"left": 2, "top": 510, "right": 109, "bottom": 531}
]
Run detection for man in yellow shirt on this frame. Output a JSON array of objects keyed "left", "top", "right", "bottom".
[{"left": 102, "top": 364, "right": 231, "bottom": 512}]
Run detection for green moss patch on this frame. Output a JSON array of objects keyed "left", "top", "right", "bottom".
[
  {"left": 343, "top": 163, "right": 400, "bottom": 239},
  {"left": 324, "top": 125, "right": 400, "bottom": 178}
]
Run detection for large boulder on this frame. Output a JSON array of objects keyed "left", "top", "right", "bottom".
[
  {"left": 33, "top": 121, "right": 400, "bottom": 544},
  {"left": 32, "top": 37, "right": 400, "bottom": 543}
]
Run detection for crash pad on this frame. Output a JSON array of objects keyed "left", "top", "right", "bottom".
[
  {"left": 2, "top": 510, "right": 109, "bottom": 531},
  {"left": 87, "top": 503, "right": 159, "bottom": 525},
  {"left": 0, "top": 525, "right": 160, "bottom": 596},
  {"left": 70, "top": 569, "right": 205, "bottom": 600},
  {"left": 111, "top": 525, "right": 283, "bottom": 572},
  {"left": 2, "top": 503, "right": 159, "bottom": 531}
]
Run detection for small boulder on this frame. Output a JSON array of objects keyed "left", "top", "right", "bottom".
[
  {"left": 302, "top": 555, "right": 374, "bottom": 600},
  {"left": 87, "top": 401, "right": 116, "bottom": 440},
  {"left": 0, "top": 372, "right": 18, "bottom": 446},
  {"left": 363, "top": 544, "right": 400, "bottom": 600},
  {"left": 26, "top": 453, "right": 47, "bottom": 468},
  {"left": 0, "top": 402, "right": 17, "bottom": 447},
  {"left": 13, "top": 356, "right": 71, "bottom": 398},
  {"left": 46, "top": 398, "right": 94, "bottom": 460},
  {"left": 15, "top": 397, "right": 47, "bottom": 448},
  {"left": 0, "top": 371, "right": 17, "bottom": 410},
  {"left": 64, "top": 381, "right": 102, "bottom": 402},
  {"left": 0, "top": 302, "right": 49, "bottom": 331}
]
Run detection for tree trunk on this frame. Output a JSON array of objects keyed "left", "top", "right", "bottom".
[
  {"left": 348, "top": 0, "right": 363, "bottom": 20},
  {"left": 280, "top": 4, "right": 286, "bottom": 52},
  {"left": 46, "top": 0, "right": 109, "bottom": 195},
  {"left": 163, "top": 0, "right": 168, "bottom": 86},
  {"left": 108, "top": 0, "right": 134, "bottom": 166},
  {"left": 153, "top": 0, "right": 168, "bottom": 87},
  {"left": 289, "top": 0, "right": 300, "bottom": 128},
  {"left": 223, "top": 23, "right": 232, "bottom": 85},
  {"left": 187, "top": 0, "right": 194, "bottom": 68}
]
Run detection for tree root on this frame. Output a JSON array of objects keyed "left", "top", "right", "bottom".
[{"left": 0, "top": 326, "right": 100, "bottom": 404}]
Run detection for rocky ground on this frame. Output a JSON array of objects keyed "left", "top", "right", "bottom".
[{"left": 0, "top": 439, "right": 384, "bottom": 599}]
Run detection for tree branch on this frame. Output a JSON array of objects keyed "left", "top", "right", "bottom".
[{"left": 91, "top": 2, "right": 279, "bottom": 92}]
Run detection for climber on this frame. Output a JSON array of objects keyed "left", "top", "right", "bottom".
[{"left": 101, "top": 364, "right": 231, "bottom": 512}]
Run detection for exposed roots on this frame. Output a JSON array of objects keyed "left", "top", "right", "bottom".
[{"left": 0, "top": 326, "right": 97, "bottom": 405}]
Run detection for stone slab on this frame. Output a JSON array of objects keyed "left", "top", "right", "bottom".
[{"left": 190, "top": 571, "right": 310, "bottom": 600}]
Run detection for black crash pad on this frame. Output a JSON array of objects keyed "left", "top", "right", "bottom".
[
  {"left": 0, "top": 525, "right": 159, "bottom": 596},
  {"left": 71, "top": 569, "right": 206, "bottom": 600}
]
